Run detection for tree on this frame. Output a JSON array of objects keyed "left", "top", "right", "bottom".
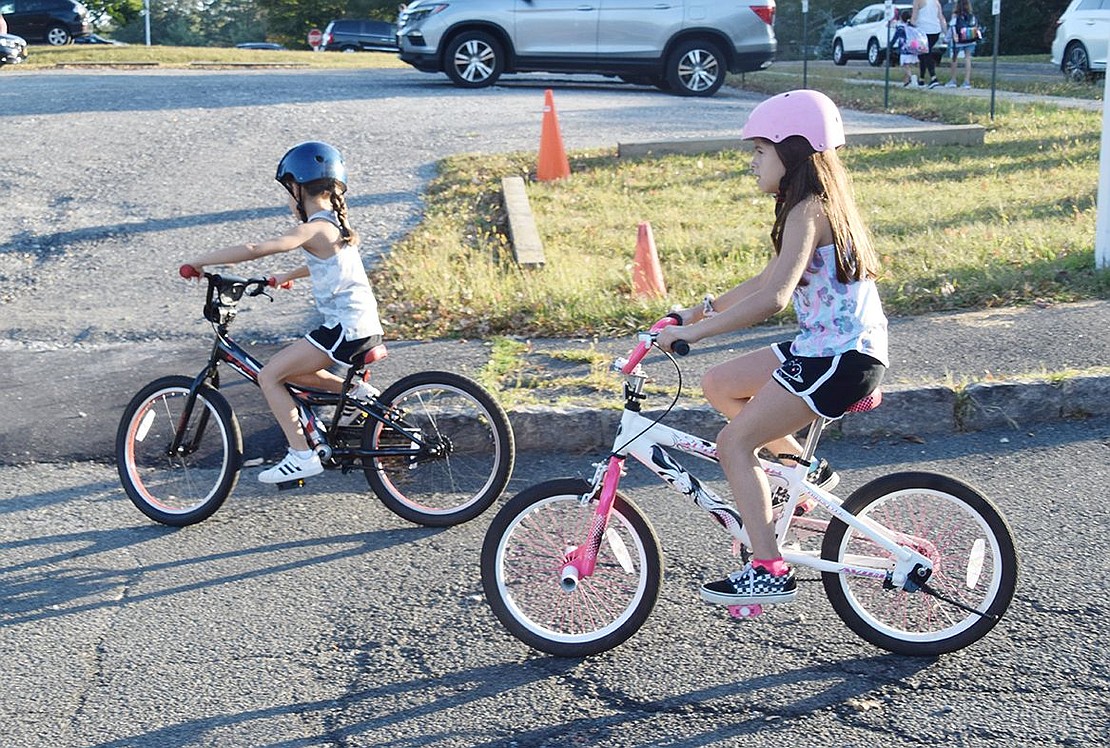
[{"left": 257, "top": 0, "right": 400, "bottom": 47}]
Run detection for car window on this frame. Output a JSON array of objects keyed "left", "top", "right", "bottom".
[{"left": 1076, "top": 0, "right": 1103, "bottom": 10}]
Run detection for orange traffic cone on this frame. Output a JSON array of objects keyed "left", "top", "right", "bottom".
[
  {"left": 632, "top": 221, "right": 667, "bottom": 298},
  {"left": 536, "top": 89, "right": 570, "bottom": 182}
]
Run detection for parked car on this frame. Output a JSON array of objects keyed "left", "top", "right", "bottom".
[
  {"left": 0, "top": 0, "right": 90, "bottom": 45},
  {"left": 832, "top": 3, "right": 912, "bottom": 66},
  {"left": 395, "top": 0, "right": 777, "bottom": 97},
  {"left": 0, "top": 31, "right": 27, "bottom": 65},
  {"left": 235, "top": 41, "right": 285, "bottom": 50},
  {"left": 322, "top": 18, "right": 397, "bottom": 52},
  {"left": 1051, "top": 0, "right": 1110, "bottom": 81},
  {"left": 832, "top": 2, "right": 953, "bottom": 67},
  {"left": 75, "top": 32, "right": 124, "bottom": 45}
]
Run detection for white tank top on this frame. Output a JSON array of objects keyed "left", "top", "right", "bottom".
[
  {"left": 301, "top": 211, "right": 384, "bottom": 340},
  {"left": 915, "top": 0, "right": 944, "bottom": 35}
]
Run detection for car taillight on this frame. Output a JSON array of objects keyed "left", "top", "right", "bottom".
[
  {"left": 325, "top": 33, "right": 333, "bottom": 44},
  {"left": 751, "top": 3, "right": 776, "bottom": 26}
]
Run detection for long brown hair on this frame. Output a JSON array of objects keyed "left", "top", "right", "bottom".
[
  {"left": 769, "top": 135, "right": 879, "bottom": 283},
  {"left": 301, "top": 178, "right": 360, "bottom": 247}
]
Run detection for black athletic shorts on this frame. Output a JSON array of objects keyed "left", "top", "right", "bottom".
[
  {"left": 772, "top": 341, "right": 886, "bottom": 419},
  {"left": 306, "top": 324, "right": 383, "bottom": 366}
]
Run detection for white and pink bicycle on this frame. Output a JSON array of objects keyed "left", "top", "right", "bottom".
[{"left": 480, "top": 316, "right": 1018, "bottom": 658}]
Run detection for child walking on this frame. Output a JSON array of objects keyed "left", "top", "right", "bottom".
[
  {"left": 657, "top": 90, "right": 889, "bottom": 606},
  {"left": 182, "top": 141, "right": 385, "bottom": 484},
  {"left": 892, "top": 9, "right": 920, "bottom": 87}
]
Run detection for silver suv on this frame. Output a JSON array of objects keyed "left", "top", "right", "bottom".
[{"left": 396, "top": 0, "right": 777, "bottom": 97}]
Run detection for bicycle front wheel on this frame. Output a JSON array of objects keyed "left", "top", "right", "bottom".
[
  {"left": 821, "top": 472, "right": 1018, "bottom": 656},
  {"left": 116, "top": 375, "right": 242, "bottom": 526},
  {"left": 481, "top": 479, "right": 663, "bottom": 657},
  {"left": 363, "top": 371, "right": 514, "bottom": 527}
]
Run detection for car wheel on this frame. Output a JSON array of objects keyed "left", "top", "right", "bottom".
[
  {"left": 665, "top": 39, "right": 725, "bottom": 97},
  {"left": 867, "top": 38, "right": 884, "bottom": 67},
  {"left": 45, "top": 26, "right": 72, "bottom": 46},
  {"left": 1063, "top": 42, "right": 1091, "bottom": 83},
  {"left": 341, "top": 45, "right": 358, "bottom": 53},
  {"left": 444, "top": 31, "right": 504, "bottom": 88},
  {"left": 833, "top": 39, "right": 847, "bottom": 66}
]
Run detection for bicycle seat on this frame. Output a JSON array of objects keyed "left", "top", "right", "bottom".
[
  {"left": 352, "top": 343, "right": 389, "bottom": 368},
  {"left": 846, "top": 390, "right": 882, "bottom": 414}
]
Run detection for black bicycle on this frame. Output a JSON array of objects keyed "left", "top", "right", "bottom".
[{"left": 116, "top": 271, "right": 515, "bottom": 528}]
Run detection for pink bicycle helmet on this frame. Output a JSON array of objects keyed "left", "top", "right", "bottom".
[{"left": 741, "top": 90, "right": 846, "bottom": 152}]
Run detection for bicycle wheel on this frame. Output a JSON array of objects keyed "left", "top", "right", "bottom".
[
  {"left": 363, "top": 371, "right": 514, "bottom": 527},
  {"left": 481, "top": 479, "right": 663, "bottom": 657},
  {"left": 116, "top": 375, "right": 242, "bottom": 526},
  {"left": 821, "top": 472, "right": 1018, "bottom": 656}
]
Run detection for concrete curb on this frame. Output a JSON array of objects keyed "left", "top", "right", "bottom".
[
  {"left": 616, "top": 124, "right": 985, "bottom": 158},
  {"left": 505, "top": 372, "right": 1110, "bottom": 452}
]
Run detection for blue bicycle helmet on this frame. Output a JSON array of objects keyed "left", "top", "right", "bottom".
[{"left": 275, "top": 141, "right": 348, "bottom": 193}]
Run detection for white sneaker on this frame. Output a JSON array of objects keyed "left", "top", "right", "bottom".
[
  {"left": 259, "top": 449, "right": 323, "bottom": 484},
  {"left": 962, "top": 82, "right": 972, "bottom": 89},
  {"left": 945, "top": 79, "right": 957, "bottom": 88}
]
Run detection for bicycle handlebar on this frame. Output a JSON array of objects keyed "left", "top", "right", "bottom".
[{"left": 621, "top": 313, "right": 688, "bottom": 374}]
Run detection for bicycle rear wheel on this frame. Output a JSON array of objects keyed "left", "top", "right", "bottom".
[
  {"left": 116, "top": 375, "right": 242, "bottom": 526},
  {"left": 363, "top": 371, "right": 514, "bottom": 527},
  {"left": 481, "top": 479, "right": 662, "bottom": 657},
  {"left": 821, "top": 472, "right": 1017, "bottom": 656}
]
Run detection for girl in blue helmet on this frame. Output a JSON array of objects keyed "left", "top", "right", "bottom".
[
  {"left": 657, "top": 91, "right": 888, "bottom": 608},
  {"left": 183, "top": 141, "right": 384, "bottom": 484}
]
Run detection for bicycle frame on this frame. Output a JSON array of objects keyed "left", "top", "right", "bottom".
[
  {"left": 561, "top": 329, "right": 935, "bottom": 595},
  {"left": 168, "top": 289, "right": 429, "bottom": 468}
]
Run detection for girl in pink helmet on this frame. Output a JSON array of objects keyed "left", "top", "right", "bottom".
[{"left": 658, "top": 90, "right": 889, "bottom": 607}]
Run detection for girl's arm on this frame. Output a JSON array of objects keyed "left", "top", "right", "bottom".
[
  {"left": 271, "top": 265, "right": 310, "bottom": 287},
  {"left": 183, "top": 222, "right": 321, "bottom": 273},
  {"left": 658, "top": 200, "right": 823, "bottom": 350}
]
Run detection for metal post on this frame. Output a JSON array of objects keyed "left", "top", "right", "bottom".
[
  {"left": 802, "top": 0, "right": 809, "bottom": 88},
  {"left": 144, "top": 0, "right": 150, "bottom": 46},
  {"left": 989, "top": 0, "right": 1001, "bottom": 120},
  {"left": 884, "top": 0, "right": 893, "bottom": 108}
]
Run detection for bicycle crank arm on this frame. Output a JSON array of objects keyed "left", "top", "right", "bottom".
[{"left": 920, "top": 582, "right": 999, "bottom": 622}]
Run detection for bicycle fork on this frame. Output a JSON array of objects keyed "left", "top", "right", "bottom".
[{"left": 559, "top": 454, "right": 627, "bottom": 592}]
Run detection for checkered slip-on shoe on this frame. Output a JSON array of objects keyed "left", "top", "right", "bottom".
[
  {"left": 806, "top": 458, "right": 840, "bottom": 492},
  {"left": 700, "top": 563, "right": 797, "bottom": 605}
]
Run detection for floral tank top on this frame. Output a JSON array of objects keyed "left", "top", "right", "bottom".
[{"left": 790, "top": 243, "right": 889, "bottom": 366}]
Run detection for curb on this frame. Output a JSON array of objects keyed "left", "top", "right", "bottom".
[{"left": 505, "top": 372, "right": 1110, "bottom": 452}]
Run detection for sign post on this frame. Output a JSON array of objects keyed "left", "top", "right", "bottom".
[
  {"left": 307, "top": 28, "right": 324, "bottom": 51},
  {"left": 1096, "top": 70, "right": 1110, "bottom": 270},
  {"left": 884, "top": 0, "right": 893, "bottom": 108}
]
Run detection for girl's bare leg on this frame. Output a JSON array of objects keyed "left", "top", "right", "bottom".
[{"left": 258, "top": 340, "right": 335, "bottom": 451}]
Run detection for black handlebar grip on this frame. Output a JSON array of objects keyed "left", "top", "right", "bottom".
[{"left": 672, "top": 340, "right": 690, "bottom": 356}]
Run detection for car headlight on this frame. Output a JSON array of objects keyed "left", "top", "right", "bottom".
[{"left": 401, "top": 3, "right": 449, "bottom": 25}]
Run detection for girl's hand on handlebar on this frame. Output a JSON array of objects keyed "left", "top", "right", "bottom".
[
  {"left": 655, "top": 320, "right": 694, "bottom": 354},
  {"left": 268, "top": 274, "right": 295, "bottom": 290},
  {"left": 179, "top": 264, "right": 202, "bottom": 280}
]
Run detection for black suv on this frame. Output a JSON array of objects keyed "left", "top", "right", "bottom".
[
  {"left": 0, "top": 0, "right": 90, "bottom": 45},
  {"left": 322, "top": 19, "right": 397, "bottom": 52}
]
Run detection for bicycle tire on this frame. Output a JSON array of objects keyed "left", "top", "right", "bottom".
[
  {"left": 821, "top": 471, "right": 1018, "bottom": 656},
  {"left": 362, "top": 371, "right": 514, "bottom": 527},
  {"left": 481, "top": 479, "right": 663, "bottom": 657},
  {"left": 116, "top": 375, "right": 242, "bottom": 526}
]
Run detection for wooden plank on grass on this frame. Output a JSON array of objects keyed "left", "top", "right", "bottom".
[{"left": 501, "top": 176, "right": 545, "bottom": 267}]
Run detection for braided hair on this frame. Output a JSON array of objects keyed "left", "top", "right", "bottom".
[{"left": 299, "top": 178, "right": 360, "bottom": 247}]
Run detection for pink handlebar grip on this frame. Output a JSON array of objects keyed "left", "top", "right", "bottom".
[{"left": 268, "top": 277, "right": 294, "bottom": 290}]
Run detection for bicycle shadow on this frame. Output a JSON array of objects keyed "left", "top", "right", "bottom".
[
  {"left": 78, "top": 652, "right": 932, "bottom": 747},
  {"left": 0, "top": 522, "right": 441, "bottom": 628}
]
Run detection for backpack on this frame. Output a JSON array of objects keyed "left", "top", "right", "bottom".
[{"left": 953, "top": 13, "right": 982, "bottom": 43}]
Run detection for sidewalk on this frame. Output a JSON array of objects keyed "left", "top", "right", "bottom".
[{"left": 1, "top": 300, "right": 1106, "bottom": 463}]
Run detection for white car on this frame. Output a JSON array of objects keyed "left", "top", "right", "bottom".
[
  {"left": 1051, "top": 0, "right": 1110, "bottom": 81},
  {"left": 833, "top": 3, "right": 912, "bottom": 66}
]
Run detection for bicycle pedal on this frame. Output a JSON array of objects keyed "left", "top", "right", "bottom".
[
  {"left": 728, "top": 603, "right": 764, "bottom": 620},
  {"left": 276, "top": 478, "right": 305, "bottom": 491}
]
